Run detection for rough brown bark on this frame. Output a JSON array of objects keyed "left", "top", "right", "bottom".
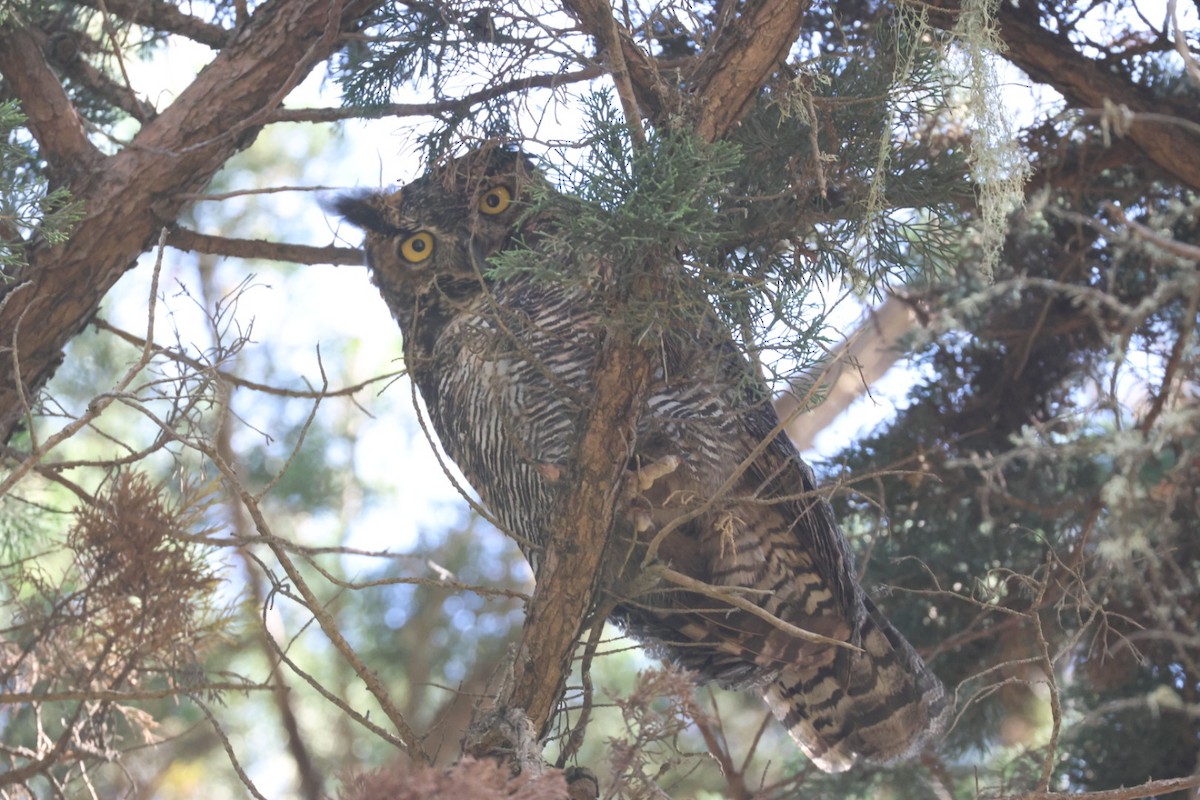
[
  {"left": 467, "top": 330, "right": 655, "bottom": 752},
  {"left": 689, "top": 0, "right": 810, "bottom": 141},
  {"left": 0, "top": 0, "right": 380, "bottom": 444}
]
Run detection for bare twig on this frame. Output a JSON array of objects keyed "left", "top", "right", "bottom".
[
  {"left": 166, "top": 226, "right": 363, "bottom": 266},
  {"left": 91, "top": 317, "right": 402, "bottom": 399},
  {"left": 0, "top": 229, "right": 167, "bottom": 499},
  {"left": 647, "top": 564, "right": 863, "bottom": 652},
  {"left": 271, "top": 67, "right": 605, "bottom": 123},
  {"left": 189, "top": 694, "right": 270, "bottom": 800}
]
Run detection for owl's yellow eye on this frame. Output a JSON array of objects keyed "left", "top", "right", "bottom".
[
  {"left": 399, "top": 232, "right": 434, "bottom": 262},
  {"left": 479, "top": 185, "right": 512, "bottom": 215}
]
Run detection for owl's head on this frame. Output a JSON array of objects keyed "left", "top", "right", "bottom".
[{"left": 332, "top": 147, "right": 540, "bottom": 312}]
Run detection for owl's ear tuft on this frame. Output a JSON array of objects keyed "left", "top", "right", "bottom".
[{"left": 325, "top": 190, "right": 396, "bottom": 235}]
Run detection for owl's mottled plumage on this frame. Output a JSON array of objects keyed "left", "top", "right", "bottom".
[{"left": 334, "top": 147, "right": 948, "bottom": 772}]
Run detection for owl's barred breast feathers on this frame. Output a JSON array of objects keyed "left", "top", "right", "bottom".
[{"left": 333, "top": 147, "right": 949, "bottom": 772}]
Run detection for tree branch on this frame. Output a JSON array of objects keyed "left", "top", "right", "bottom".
[
  {"left": 0, "top": 23, "right": 103, "bottom": 179},
  {"left": 464, "top": 0, "right": 814, "bottom": 765},
  {"left": 924, "top": 1, "right": 1200, "bottom": 192},
  {"left": 30, "top": 25, "right": 158, "bottom": 121},
  {"left": 689, "top": 0, "right": 811, "bottom": 141},
  {"left": 1012, "top": 774, "right": 1200, "bottom": 800},
  {"left": 559, "top": 0, "right": 678, "bottom": 121},
  {"left": 68, "top": 0, "right": 231, "bottom": 48},
  {"left": 467, "top": 329, "right": 655, "bottom": 751},
  {"left": 166, "top": 226, "right": 363, "bottom": 265},
  {"left": 270, "top": 67, "right": 605, "bottom": 123}
]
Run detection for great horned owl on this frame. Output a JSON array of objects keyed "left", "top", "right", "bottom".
[{"left": 333, "top": 147, "right": 948, "bottom": 772}]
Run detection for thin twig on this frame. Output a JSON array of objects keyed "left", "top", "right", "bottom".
[
  {"left": 0, "top": 229, "right": 167, "bottom": 499},
  {"left": 647, "top": 564, "right": 863, "bottom": 652},
  {"left": 188, "top": 694, "right": 270, "bottom": 800},
  {"left": 91, "top": 317, "right": 403, "bottom": 399}
]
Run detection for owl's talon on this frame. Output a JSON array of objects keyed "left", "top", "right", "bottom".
[{"left": 636, "top": 454, "right": 681, "bottom": 491}]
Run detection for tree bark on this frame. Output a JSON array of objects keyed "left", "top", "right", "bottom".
[{"left": 0, "top": 0, "right": 380, "bottom": 443}]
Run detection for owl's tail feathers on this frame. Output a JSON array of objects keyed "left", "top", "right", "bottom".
[{"left": 763, "top": 597, "right": 950, "bottom": 773}]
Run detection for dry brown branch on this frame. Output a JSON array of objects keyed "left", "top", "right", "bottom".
[
  {"left": 1008, "top": 775, "right": 1200, "bottom": 800},
  {"left": 189, "top": 694, "right": 270, "bottom": 800},
  {"left": 0, "top": 684, "right": 271, "bottom": 705},
  {"left": 190, "top": 422, "right": 430, "bottom": 762},
  {"left": 779, "top": 294, "right": 922, "bottom": 451},
  {"left": 649, "top": 564, "right": 862, "bottom": 651},
  {"left": 90, "top": 317, "right": 403, "bottom": 399},
  {"left": 199, "top": 265, "right": 324, "bottom": 800},
  {"left": 1030, "top": 556, "right": 1061, "bottom": 793},
  {"left": 692, "top": 696, "right": 755, "bottom": 800},
  {"left": 263, "top": 625, "right": 413, "bottom": 749},
  {"left": 1105, "top": 203, "right": 1200, "bottom": 262},
  {"left": 28, "top": 24, "right": 158, "bottom": 121},
  {"left": 294, "top": 549, "right": 530, "bottom": 601},
  {"left": 0, "top": 229, "right": 167, "bottom": 499},
  {"left": 181, "top": 184, "right": 342, "bottom": 202}
]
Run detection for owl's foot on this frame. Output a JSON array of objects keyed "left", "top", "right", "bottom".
[
  {"left": 635, "top": 454, "right": 681, "bottom": 491},
  {"left": 626, "top": 454, "right": 682, "bottom": 532}
]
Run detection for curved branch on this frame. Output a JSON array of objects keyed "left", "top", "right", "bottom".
[{"left": 70, "top": 0, "right": 231, "bottom": 48}]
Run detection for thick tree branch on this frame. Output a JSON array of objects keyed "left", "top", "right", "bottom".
[
  {"left": 473, "top": 0, "right": 814, "bottom": 762},
  {"left": 560, "top": 0, "right": 809, "bottom": 139},
  {"left": 0, "top": 0, "right": 383, "bottom": 444},
  {"left": 559, "top": 0, "right": 678, "bottom": 121},
  {"left": 925, "top": 1, "right": 1200, "bottom": 192},
  {"left": 1014, "top": 774, "right": 1200, "bottom": 800},
  {"left": 69, "top": 0, "right": 231, "bottom": 48},
  {"left": 463, "top": 330, "right": 654, "bottom": 757},
  {"left": 0, "top": 24, "right": 103, "bottom": 178},
  {"left": 31, "top": 25, "right": 158, "bottom": 121},
  {"left": 689, "top": 0, "right": 810, "bottom": 141}
]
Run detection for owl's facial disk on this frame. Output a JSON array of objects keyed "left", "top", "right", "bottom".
[{"left": 334, "top": 166, "right": 527, "bottom": 289}]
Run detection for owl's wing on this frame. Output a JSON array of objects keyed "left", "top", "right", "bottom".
[
  {"left": 736, "top": 365, "right": 950, "bottom": 771},
  {"left": 652, "top": 314, "right": 949, "bottom": 770}
]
